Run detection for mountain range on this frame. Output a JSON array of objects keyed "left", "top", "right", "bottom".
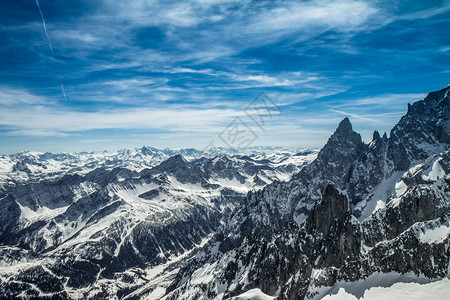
[
  {"left": 0, "top": 145, "right": 315, "bottom": 299},
  {"left": 0, "top": 85, "right": 449, "bottom": 299}
]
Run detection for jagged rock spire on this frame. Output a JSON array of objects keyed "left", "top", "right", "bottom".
[
  {"left": 332, "top": 117, "right": 362, "bottom": 145},
  {"left": 336, "top": 117, "right": 352, "bottom": 133},
  {"left": 372, "top": 130, "right": 381, "bottom": 141}
]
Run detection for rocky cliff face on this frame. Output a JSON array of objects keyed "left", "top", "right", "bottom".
[
  {"left": 166, "top": 86, "right": 450, "bottom": 300},
  {"left": 388, "top": 86, "right": 449, "bottom": 170}
]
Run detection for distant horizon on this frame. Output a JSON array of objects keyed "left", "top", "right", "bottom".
[
  {"left": 1, "top": 1, "right": 449, "bottom": 154},
  {"left": 0, "top": 110, "right": 412, "bottom": 155},
  {"left": 0, "top": 99, "right": 442, "bottom": 154},
  {"left": 2, "top": 145, "right": 321, "bottom": 156}
]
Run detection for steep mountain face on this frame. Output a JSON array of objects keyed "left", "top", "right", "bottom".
[
  {"left": 388, "top": 87, "right": 449, "bottom": 170},
  {"left": 166, "top": 86, "right": 450, "bottom": 300},
  {"left": 0, "top": 148, "right": 316, "bottom": 299}
]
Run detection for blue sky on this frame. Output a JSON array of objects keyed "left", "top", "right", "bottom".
[{"left": 0, "top": 0, "right": 449, "bottom": 154}]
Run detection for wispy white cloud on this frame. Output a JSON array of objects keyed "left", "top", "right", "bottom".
[
  {"left": 52, "top": 29, "right": 99, "bottom": 44},
  {"left": 101, "top": 78, "right": 169, "bottom": 90},
  {"left": 229, "top": 73, "right": 320, "bottom": 87},
  {"left": 48, "top": 0, "right": 383, "bottom": 65},
  {"left": 0, "top": 87, "right": 52, "bottom": 106},
  {"left": 21, "top": 0, "right": 386, "bottom": 109},
  {"left": 80, "top": 138, "right": 113, "bottom": 143},
  {"left": 0, "top": 104, "right": 247, "bottom": 136},
  {"left": 172, "top": 0, "right": 381, "bottom": 63},
  {"left": 107, "top": 1, "right": 204, "bottom": 27},
  {"left": 6, "top": 129, "right": 72, "bottom": 137},
  {"left": 244, "top": 1, "right": 378, "bottom": 36},
  {"left": 330, "top": 93, "right": 425, "bottom": 108},
  {"left": 329, "top": 108, "right": 404, "bottom": 124},
  {"left": 397, "top": 3, "right": 450, "bottom": 21},
  {"left": 438, "top": 46, "right": 450, "bottom": 53}
]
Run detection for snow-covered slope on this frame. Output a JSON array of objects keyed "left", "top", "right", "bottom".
[
  {"left": 228, "top": 288, "right": 275, "bottom": 300},
  {"left": 320, "top": 276, "right": 450, "bottom": 300}
]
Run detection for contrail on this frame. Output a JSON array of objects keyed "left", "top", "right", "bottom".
[
  {"left": 61, "top": 83, "right": 68, "bottom": 101},
  {"left": 35, "top": 0, "right": 68, "bottom": 102},
  {"left": 35, "top": 0, "right": 54, "bottom": 55}
]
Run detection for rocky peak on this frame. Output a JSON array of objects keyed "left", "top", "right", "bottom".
[
  {"left": 314, "top": 118, "right": 364, "bottom": 177},
  {"left": 327, "top": 117, "right": 363, "bottom": 146},
  {"left": 372, "top": 130, "right": 381, "bottom": 141},
  {"left": 387, "top": 86, "right": 450, "bottom": 171},
  {"left": 422, "top": 85, "right": 450, "bottom": 109},
  {"left": 140, "top": 146, "right": 159, "bottom": 155},
  {"left": 165, "top": 154, "right": 187, "bottom": 164},
  {"left": 336, "top": 116, "right": 352, "bottom": 132},
  {"left": 403, "top": 86, "right": 449, "bottom": 122},
  {"left": 406, "top": 86, "right": 449, "bottom": 120},
  {"left": 153, "top": 154, "right": 189, "bottom": 173}
]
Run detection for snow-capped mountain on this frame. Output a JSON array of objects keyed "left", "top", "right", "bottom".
[
  {"left": 165, "top": 86, "right": 450, "bottom": 300},
  {"left": 1, "top": 86, "right": 449, "bottom": 300},
  {"left": 0, "top": 146, "right": 316, "bottom": 299},
  {"left": 0, "top": 146, "right": 310, "bottom": 185}
]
